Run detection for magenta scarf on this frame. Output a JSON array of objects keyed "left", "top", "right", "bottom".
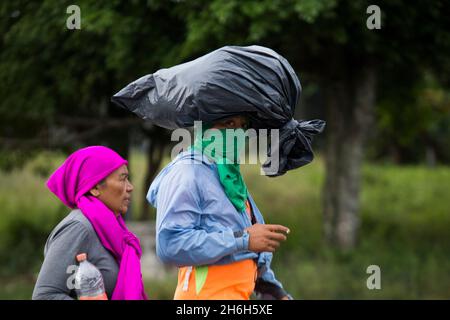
[{"left": 46, "top": 146, "right": 147, "bottom": 300}]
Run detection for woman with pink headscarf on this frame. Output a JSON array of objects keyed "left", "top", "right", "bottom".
[{"left": 32, "top": 146, "right": 147, "bottom": 300}]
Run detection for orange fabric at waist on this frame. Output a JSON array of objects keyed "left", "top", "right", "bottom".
[{"left": 174, "top": 259, "right": 257, "bottom": 300}]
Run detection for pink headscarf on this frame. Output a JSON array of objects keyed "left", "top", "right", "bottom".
[{"left": 47, "top": 146, "right": 147, "bottom": 300}]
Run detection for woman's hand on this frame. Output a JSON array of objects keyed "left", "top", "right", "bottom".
[{"left": 245, "top": 223, "right": 290, "bottom": 253}]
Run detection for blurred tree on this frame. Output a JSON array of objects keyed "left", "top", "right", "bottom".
[
  {"left": 373, "top": 72, "right": 450, "bottom": 165},
  {"left": 159, "top": 0, "right": 450, "bottom": 249},
  {"left": 0, "top": 0, "right": 179, "bottom": 219}
]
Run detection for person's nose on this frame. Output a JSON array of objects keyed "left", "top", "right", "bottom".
[{"left": 127, "top": 181, "right": 134, "bottom": 193}]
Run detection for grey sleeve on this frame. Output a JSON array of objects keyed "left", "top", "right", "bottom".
[{"left": 32, "top": 221, "right": 91, "bottom": 300}]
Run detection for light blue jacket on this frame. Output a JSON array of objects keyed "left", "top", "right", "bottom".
[{"left": 147, "top": 149, "right": 287, "bottom": 297}]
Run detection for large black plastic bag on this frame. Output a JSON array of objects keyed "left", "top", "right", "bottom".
[{"left": 111, "top": 45, "right": 325, "bottom": 176}]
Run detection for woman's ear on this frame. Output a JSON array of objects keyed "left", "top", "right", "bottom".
[{"left": 89, "top": 185, "right": 101, "bottom": 197}]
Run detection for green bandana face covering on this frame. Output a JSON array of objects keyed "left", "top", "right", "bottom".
[{"left": 192, "top": 124, "right": 248, "bottom": 212}]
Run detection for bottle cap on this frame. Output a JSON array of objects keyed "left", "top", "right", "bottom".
[{"left": 76, "top": 253, "right": 87, "bottom": 262}]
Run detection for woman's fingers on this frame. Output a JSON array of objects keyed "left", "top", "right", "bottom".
[
  {"left": 265, "top": 225, "right": 289, "bottom": 252},
  {"left": 266, "top": 241, "right": 280, "bottom": 252},
  {"left": 266, "top": 224, "right": 290, "bottom": 235},
  {"left": 268, "top": 240, "right": 280, "bottom": 249},
  {"left": 246, "top": 223, "right": 290, "bottom": 253},
  {"left": 267, "top": 231, "right": 287, "bottom": 242}
]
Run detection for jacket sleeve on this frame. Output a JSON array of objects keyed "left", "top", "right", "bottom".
[
  {"left": 254, "top": 252, "right": 291, "bottom": 300},
  {"left": 155, "top": 177, "right": 248, "bottom": 267},
  {"left": 32, "top": 221, "right": 91, "bottom": 300}
]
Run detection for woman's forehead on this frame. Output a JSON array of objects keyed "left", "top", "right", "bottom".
[
  {"left": 112, "top": 164, "right": 128, "bottom": 176},
  {"left": 216, "top": 115, "right": 248, "bottom": 126}
]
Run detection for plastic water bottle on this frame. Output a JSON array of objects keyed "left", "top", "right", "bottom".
[{"left": 74, "top": 253, "right": 108, "bottom": 300}]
